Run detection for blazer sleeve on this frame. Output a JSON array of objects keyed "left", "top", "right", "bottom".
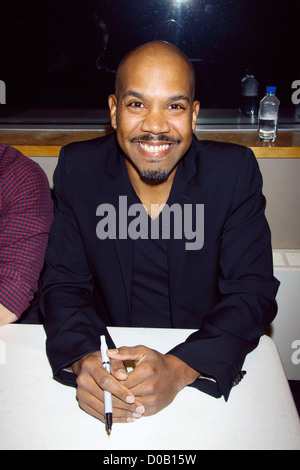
[
  {"left": 40, "top": 146, "right": 114, "bottom": 386},
  {"left": 168, "top": 147, "right": 280, "bottom": 400}
]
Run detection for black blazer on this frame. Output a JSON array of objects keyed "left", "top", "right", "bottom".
[{"left": 41, "top": 134, "right": 279, "bottom": 400}]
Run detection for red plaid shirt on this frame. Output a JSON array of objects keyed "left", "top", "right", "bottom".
[{"left": 0, "top": 145, "right": 53, "bottom": 318}]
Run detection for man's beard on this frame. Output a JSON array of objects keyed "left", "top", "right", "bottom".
[{"left": 139, "top": 168, "right": 171, "bottom": 185}]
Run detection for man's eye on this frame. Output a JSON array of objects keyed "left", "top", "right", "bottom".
[
  {"left": 168, "top": 103, "right": 185, "bottom": 110},
  {"left": 128, "top": 101, "right": 145, "bottom": 108}
]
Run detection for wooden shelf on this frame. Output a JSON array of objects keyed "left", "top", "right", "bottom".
[
  {"left": 0, "top": 128, "right": 299, "bottom": 158},
  {"left": 195, "top": 130, "right": 300, "bottom": 158}
]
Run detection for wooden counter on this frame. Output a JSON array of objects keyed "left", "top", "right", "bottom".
[{"left": 0, "top": 128, "right": 299, "bottom": 158}]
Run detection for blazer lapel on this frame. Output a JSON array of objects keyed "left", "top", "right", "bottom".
[
  {"left": 167, "top": 138, "right": 200, "bottom": 324},
  {"left": 101, "top": 141, "right": 134, "bottom": 319},
  {"left": 167, "top": 183, "right": 196, "bottom": 325}
]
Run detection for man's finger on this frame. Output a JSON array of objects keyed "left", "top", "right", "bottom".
[
  {"left": 96, "top": 369, "right": 136, "bottom": 404},
  {"left": 107, "top": 345, "right": 147, "bottom": 364},
  {"left": 109, "top": 357, "right": 129, "bottom": 381},
  {"left": 79, "top": 398, "right": 142, "bottom": 424}
]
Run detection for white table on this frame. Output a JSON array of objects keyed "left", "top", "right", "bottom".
[{"left": 0, "top": 324, "right": 300, "bottom": 451}]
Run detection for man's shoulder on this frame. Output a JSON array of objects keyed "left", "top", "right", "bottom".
[
  {"left": 189, "top": 136, "right": 259, "bottom": 190},
  {"left": 192, "top": 135, "right": 256, "bottom": 178},
  {"left": 193, "top": 135, "right": 251, "bottom": 161},
  {"left": 54, "top": 133, "right": 119, "bottom": 187},
  {"left": 0, "top": 144, "right": 36, "bottom": 169},
  {"left": 61, "top": 133, "right": 116, "bottom": 162},
  {"left": 0, "top": 144, "right": 48, "bottom": 184}
]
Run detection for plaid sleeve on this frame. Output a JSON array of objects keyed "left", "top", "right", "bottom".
[{"left": 0, "top": 146, "right": 54, "bottom": 318}]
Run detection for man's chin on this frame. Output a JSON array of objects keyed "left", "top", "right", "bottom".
[{"left": 139, "top": 169, "right": 171, "bottom": 185}]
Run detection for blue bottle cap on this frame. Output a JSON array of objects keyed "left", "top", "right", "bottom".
[{"left": 267, "top": 86, "right": 276, "bottom": 94}]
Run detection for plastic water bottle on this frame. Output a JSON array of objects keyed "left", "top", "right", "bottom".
[
  {"left": 240, "top": 72, "right": 259, "bottom": 116},
  {"left": 258, "top": 86, "right": 280, "bottom": 142}
]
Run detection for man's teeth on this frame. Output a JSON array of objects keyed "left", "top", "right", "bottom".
[{"left": 139, "top": 143, "right": 171, "bottom": 153}]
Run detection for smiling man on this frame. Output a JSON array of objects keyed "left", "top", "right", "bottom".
[
  {"left": 109, "top": 42, "right": 198, "bottom": 185},
  {"left": 41, "top": 41, "right": 279, "bottom": 426},
  {"left": 108, "top": 42, "right": 199, "bottom": 219}
]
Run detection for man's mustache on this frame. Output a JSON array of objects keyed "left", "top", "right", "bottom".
[{"left": 130, "top": 134, "right": 181, "bottom": 144}]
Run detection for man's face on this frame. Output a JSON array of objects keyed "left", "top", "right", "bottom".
[{"left": 108, "top": 49, "right": 200, "bottom": 183}]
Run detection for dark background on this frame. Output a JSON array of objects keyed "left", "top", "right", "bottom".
[{"left": 0, "top": 0, "right": 299, "bottom": 114}]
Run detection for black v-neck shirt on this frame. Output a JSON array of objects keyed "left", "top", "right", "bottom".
[{"left": 126, "top": 168, "right": 182, "bottom": 328}]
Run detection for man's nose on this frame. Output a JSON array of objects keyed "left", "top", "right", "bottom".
[{"left": 140, "top": 108, "right": 170, "bottom": 134}]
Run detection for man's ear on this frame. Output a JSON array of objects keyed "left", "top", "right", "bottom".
[
  {"left": 108, "top": 94, "right": 118, "bottom": 129},
  {"left": 192, "top": 100, "right": 200, "bottom": 132}
]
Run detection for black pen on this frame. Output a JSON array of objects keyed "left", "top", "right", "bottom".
[{"left": 100, "top": 335, "right": 113, "bottom": 434}]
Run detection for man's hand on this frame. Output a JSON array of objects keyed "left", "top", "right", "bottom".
[
  {"left": 72, "top": 351, "right": 146, "bottom": 423},
  {"left": 107, "top": 345, "right": 200, "bottom": 417}
]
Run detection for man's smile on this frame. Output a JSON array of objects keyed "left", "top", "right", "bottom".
[
  {"left": 139, "top": 143, "right": 171, "bottom": 153},
  {"left": 136, "top": 141, "right": 174, "bottom": 159}
]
